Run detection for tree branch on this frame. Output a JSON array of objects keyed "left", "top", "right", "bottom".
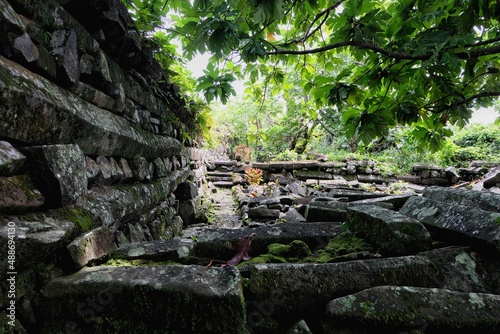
[{"left": 437, "top": 91, "right": 500, "bottom": 113}]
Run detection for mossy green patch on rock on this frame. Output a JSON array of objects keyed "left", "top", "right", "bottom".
[
  {"left": 53, "top": 206, "right": 95, "bottom": 235},
  {"left": 268, "top": 240, "right": 312, "bottom": 258},
  {"left": 238, "top": 254, "right": 287, "bottom": 266},
  {"left": 303, "top": 233, "right": 375, "bottom": 263},
  {"left": 324, "top": 232, "right": 374, "bottom": 256}
]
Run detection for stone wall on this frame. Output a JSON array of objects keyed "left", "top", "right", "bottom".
[
  {"left": 0, "top": 0, "right": 204, "bottom": 331},
  {"left": 249, "top": 159, "right": 500, "bottom": 189}
]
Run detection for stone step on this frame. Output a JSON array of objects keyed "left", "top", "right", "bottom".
[
  {"left": 208, "top": 176, "right": 233, "bottom": 182},
  {"left": 113, "top": 238, "right": 195, "bottom": 261},
  {"left": 212, "top": 181, "right": 234, "bottom": 188},
  {"left": 207, "top": 171, "right": 234, "bottom": 177},
  {"left": 39, "top": 265, "right": 245, "bottom": 333}
]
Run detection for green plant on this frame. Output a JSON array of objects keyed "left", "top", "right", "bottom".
[
  {"left": 245, "top": 167, "right": 263, "bottom": 185},
  {"left": 274, "top": 149, "right": 298, "bottom": 161}
]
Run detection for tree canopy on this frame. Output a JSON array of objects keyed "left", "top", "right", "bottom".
[{"left": 124, "top": 0, "right": 500, "bottom": 151}]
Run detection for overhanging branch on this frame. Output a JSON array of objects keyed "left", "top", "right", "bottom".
[
  {"left": 268, "top": 40, "right": 500, "bottom": 61},
  {"left": 436, "top": 91, "right": 500, "bottom": 113}
]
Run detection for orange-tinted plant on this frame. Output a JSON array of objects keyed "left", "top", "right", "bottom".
[
  {"left": 245, "top": 167, "right": 263, "bottom": 185},
  {"left": 234, "top": 144, "right": 253, "bottom": 162}
]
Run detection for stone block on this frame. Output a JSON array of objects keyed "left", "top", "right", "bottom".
[
  {"left": 304, "top": 201, "right": 348, "bottom": 222},
  {"left": 347, "top": 204, "right": 431, "bottom": 255},
  {"left": 113, "top": 238, "right": 195, "bottom": 261},
  {"left": 0, "top": 175, "right": 44, "bottom": 213},
  {"left": 20, "top": 144, "right": 87, "bottom": 207},
  {"left": 39, "top": 265, "right": 245, "bottom": 333},
  {"left": 0, "top": 141, "right": 26, "bottom": 175},
  {"left": 245, "top": 255, "right": 439, "bottom": 326},
  {"left": 400, "top": 195, "right": 500, "bottom": 253},
  {"left": 194, "top": 222, "right": 344, "bottom": 260},
  {"left": 325, "top": 286, "right": 500, "bottom": 333},
  {"left": 248, "top": 206, "right": 281, "bottom": 220},
  {"left": 67, "top": 226, "right": 115, "bottom": 268}
]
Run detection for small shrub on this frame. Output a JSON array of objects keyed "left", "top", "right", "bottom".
[
  {"left": 234, "top": 144, "right": 253, "bottom": 162},
  {"left": 245, "top": 167, "right": 263, "bottom": 185}
]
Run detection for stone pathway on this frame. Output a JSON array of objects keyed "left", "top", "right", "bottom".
[{"left": 209, "top": 188, "right": 242, "bottom": 228}]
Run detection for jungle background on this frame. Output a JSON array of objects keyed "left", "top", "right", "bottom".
[{"left": 122, "top": 0, "right": 500, "bottom": 174}]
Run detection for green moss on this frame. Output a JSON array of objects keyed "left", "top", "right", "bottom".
[
  {"left": 54, "top": 206, "right": 94, "bottom": 234},
  {"left": 238, "top": 254, "right": 287, "bottom": 266},
  {"left": 495, "top": 216, "right": 500, "bottom": 225},
  {"left": 324, "top": 232, "right": 374, "bottom": 256},
  {"left": 303, "top": 250, "right": 334, "bottom": 263},
  {"left": 267, "top": 240, "right": 312, "bottom": 258}
]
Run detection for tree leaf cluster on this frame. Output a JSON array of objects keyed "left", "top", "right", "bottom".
[{"left": 128, "top": 0, "right": 500, "bottom": 151}]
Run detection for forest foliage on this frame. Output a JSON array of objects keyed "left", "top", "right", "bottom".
[{"left": 122, "top": 0, "right": 500, "bottom": 163}]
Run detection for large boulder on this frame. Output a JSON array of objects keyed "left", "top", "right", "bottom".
[
  {"left": 400, "top": 195, "right": 500, "bottom": 253},
  {"left": 324, "top": 286, "right": 500, "bottom": 333},
  {"left": 347, "top": 204, "right": 432, "bottom": 255},
  {"left": 423, "top": 186, "right": 500, "bottom": 213}
]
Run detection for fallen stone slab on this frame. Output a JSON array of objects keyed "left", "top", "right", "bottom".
[
  {"left": 248, "top": 206, "right": 281, "bottom": 220},
  {"left": 400, "top": 196, "right": 500, "bottom": 253},
  {"left": 423, "top": 186, "right": 500, "bottom": 213},
  {"left": 347, "top": 204, "right": 431, "bottom": 255},
  {"left": 39, "top": 265, "right": 245, "bottom": 334},
  {"left": 327, "top": 188, "right": 389, "bottom": 201},
  {"left": 348, "top": 193, "right": 415, "bottom": 210},
  {"left": 194, "top": 222, "right": 344, "bottom": 260},
  {"left": 244, "top": 255, "right": 441, "bottom": 328},
  {"left": 324, "top": 286, "right": 500, "bottom": 333},
  {"left": 304, "top": 201, "right": 347, "bottom": 222},
  {"left": 113, "top": 238, "right": 195, "bottom": 261}
]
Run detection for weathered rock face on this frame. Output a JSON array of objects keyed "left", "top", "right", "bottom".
[
  {"left": 38, "top": 265, "right": 245, "bottom": 334},
  {"left": 325, "top": 285, "right": 500, "bottom": 333}
]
